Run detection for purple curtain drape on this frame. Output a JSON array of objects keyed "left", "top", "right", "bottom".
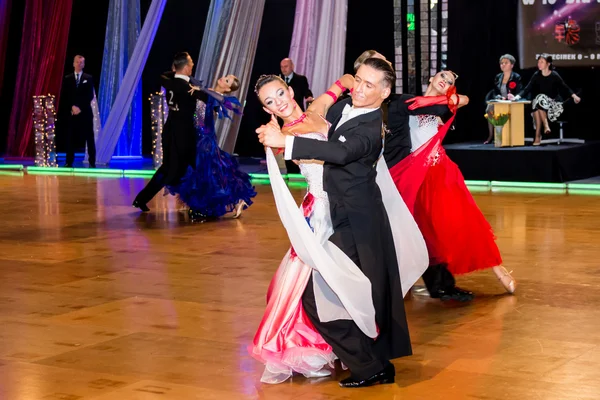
[{"left": 288, "top": 0, "right": 347, "bottom": 98}]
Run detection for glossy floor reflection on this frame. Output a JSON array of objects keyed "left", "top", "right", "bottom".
[{"left": 1, "top": 173, "right": 599, "bottom": 399}]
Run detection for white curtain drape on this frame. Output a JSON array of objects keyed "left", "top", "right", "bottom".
[
  {"left": 289, "top": 0, "right": 347, "bottom": 98},
  {"left": 194, "top": 0, "right": 266, "bottom": 153}
]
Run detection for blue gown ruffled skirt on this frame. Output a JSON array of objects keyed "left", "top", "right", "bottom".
[{"left": 167, "top": 94, "right": 256, "bottom": 218}]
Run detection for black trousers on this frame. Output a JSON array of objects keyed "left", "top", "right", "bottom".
[
  {"left": 302, "top": 275, "right": 386, "bottom": 380},
  {"left": 134, "top": 166, "right": 168, "bottom": 205},
  {"left": 284, "top": 160, "right": 300, "bottom": 174},
  {"left": 421, "top": 263, "right": 456, "bottom": 293},
  {"left": 66, "top": 114, "right": 96, "bottom": 166},
  {"left": 301, "top": 210, "right": 388, "bottom": 380}
]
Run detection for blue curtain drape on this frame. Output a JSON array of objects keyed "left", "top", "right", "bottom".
[
  {"left": 98, "top": 0, "right": 142, "bottom": 159},
  {"left": 95, "top": 0, "right": 166, "bottom": 165}
]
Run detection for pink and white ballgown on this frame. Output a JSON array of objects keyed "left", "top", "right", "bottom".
[
  {"left": 250, "top": 130, "right": 430, "bottom": 384},
  {"left": 249, "top": 133, "right": 336, "bottom": 384}
]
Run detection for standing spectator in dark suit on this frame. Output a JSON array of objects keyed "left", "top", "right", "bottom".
[
  {"left": 279, "top": 58, "right": 313, "bottom": 111},
  {"left": 59, "top": 55, "right": 96, "bottom": 168},
  {"left": 279, "top": 58, "right": 314, "bottom": 173}
]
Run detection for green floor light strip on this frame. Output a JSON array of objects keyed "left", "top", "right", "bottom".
[
  {"left": 0, "top": 164, "right": 24, "bottom": 171},
  {"left": 124, "top": 169, "right": 155, "bottom": 177},
  {"left": 287, "top": 173, "right": 305, "bottom": 181},
  {"left": 490, "top": 180, "right": 567, "bottom": 189},
  {"left": 491, "top": 187, "right": 567, "bottom": 195},
  {"left": 14, "top": 166, "right": 600, "bottom": 195},
  {"left": 73, "top": 173, "right": 126, "bottom": 179},
  {"left": 0, "top": 171, "right": 24, "bottom": 177},
  {"left": 73, "top": 167, "right": 122, "bottom": 175},
  {"left": 464, "top": 180, "right": 490, "bottom": 187},
  {"left": 566, "top": 183, "right": 600, "bottom": 191}
]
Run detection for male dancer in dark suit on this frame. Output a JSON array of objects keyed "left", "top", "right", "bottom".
[
  {"left": 279, "top": 58, "right": 314, "bottom": 174},
  {"left": 132, "top": 52, "right": 208, "bottom": 212},
  {"left": 351, "top": 50, "right": 474, "bottom": 302},
  {"left": 60, "top": 55, "right": 96, "bottom": 168},
  {"left": 258, "top": 58, "right": 406, "bottom": 388}
]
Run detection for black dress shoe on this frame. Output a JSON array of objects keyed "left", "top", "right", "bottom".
[
  {"left": 89, "top": 164, "right": 96, "bottom": 168},
  {"left": 431, "top": 286, "right": 474, "bottom": 302},
  {"left": 64, "top": 164, "right": 73, "bottom": 168},
  {"left": 132, "top": 200, "right": 150, "bottom": 212},
  {"left": 339, "top": 363, "right": 395, "bottom": 388}
]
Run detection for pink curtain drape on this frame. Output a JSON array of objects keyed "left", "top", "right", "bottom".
[
  {"left": 5, "top": 0, "right": 73, "bottom": 157},
  {"left": 288, "top": 0, "right": 347, "bottom": 98}
]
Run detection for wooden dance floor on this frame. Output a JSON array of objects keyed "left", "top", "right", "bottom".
[{"left": 1, "top": 173, "right": 599, "bottom": 399}]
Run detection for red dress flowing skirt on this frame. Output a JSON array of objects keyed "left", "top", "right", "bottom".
[
  {"left": 411, "top": 151, "right": 502, "bottom": 274},
  {"left": 389, "top": 116, "right": 502, "bottom": 275}
]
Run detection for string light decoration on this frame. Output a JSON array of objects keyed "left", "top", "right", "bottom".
[
  {"left": 149, "top": 90, "right": 168, "bottom": 169},
  {"left": 88, "top": 93, "right": 101, "bottom": 164},
  {"left": 33, "top": 95, "right": 58, "bottom": 167}
]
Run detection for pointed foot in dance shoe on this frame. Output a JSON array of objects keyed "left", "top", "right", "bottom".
[
  {"left": 303, "top": 368, "right": 332, "bottom": 378},
  {"left": 432, "top": 287, "right": 474, "bottom": 302},
  {"left": 496, "top": 266, "right": 517, "bottom": 294},
  {"left": 339, "top": 363, "right": 395, "bottom": 388},
  {"left": 232, "top": 200, "right": 248, "bottom": 219},
  {"left": 132, "top": 200, "right": 150, "bottom": 212}
]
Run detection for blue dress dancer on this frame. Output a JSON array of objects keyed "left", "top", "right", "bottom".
[{"left": 168, "top": 75, "right": 256, "bottom": 222}]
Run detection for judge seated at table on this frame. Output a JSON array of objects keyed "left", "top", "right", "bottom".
[{"left": 484, "top": 54, "right": 522, "bottom": 144}]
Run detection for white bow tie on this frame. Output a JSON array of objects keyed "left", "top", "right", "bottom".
[{"left": 342, "top": 104, "right": 353, "bottom": 115}]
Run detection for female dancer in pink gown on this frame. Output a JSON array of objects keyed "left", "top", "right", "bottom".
[{"left": 249, "top": 72, "right": 430, "bottom": 383}]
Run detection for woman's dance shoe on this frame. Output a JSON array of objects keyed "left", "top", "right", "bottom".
[
  {"left": 232, "top": 200, "right": 248, "bottom": 219},
  {"left": 496, "top": 266, "right": 516, "bottom": 294}
]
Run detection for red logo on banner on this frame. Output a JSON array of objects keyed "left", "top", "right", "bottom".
[
  {"left": 554, "top": 24, "right": 565, "bottom": 43},
  {"left": 555, "top": 19, "right": 580, "bottom": 45},
  {"left": 565, "top": 19, "right": 580, "bottom": 45}
]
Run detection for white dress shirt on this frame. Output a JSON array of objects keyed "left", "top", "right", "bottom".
[
  {"left": 284, "top": 104, "right": 379, "bottom": 160},
  {"left": 283, "top": 72, "right": 294, "bottom": 84},
  {"left": 174, "top": 73, "right": 190, "bottom": 82}
]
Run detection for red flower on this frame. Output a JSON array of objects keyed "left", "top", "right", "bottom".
[{"left": 508, "top": 81, "right": 516, "bottom": 90}]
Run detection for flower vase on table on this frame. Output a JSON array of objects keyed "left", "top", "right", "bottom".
[
  {"left": 484, "top": 112, "right": 510, "bottom": 148},
  {"left": 494, "top": 125, "right": 503, "bottom": 147}
]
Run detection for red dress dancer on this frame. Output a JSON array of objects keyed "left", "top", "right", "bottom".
[{"left": 389, "top": 73, "right": 515, "bottom": 292}]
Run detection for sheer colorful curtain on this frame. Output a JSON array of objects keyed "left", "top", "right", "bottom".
[
  {"left": 194, "top": 0, "right": 266, "bottom": 153},
  {"left": 97, "top": 0, "right": 142, "bottom": 159},
  {"left": 5, "top": 0, "right": 73, "bottom": 157},
  {"left": 288, "top": 0, "right": 347, "bottom": 99},
  {"left": 95, "top": 0, "right": 166, "bottom": 165}
]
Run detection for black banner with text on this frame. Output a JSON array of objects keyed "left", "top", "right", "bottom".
[{"left": 518, "top": 0, "right": 600, "bottom": 68}]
